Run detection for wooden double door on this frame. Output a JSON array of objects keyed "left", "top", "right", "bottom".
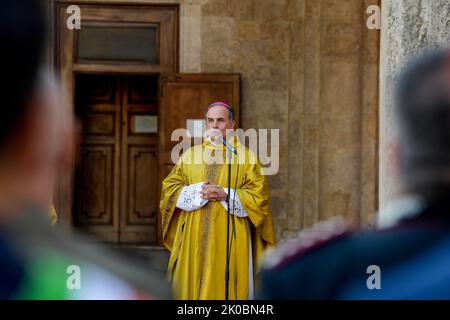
[{"left": 74, "top": 74, "right": 159, "bottom": 244}]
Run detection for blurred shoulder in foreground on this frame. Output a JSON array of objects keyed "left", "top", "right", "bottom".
[
  {"left": 1, "top": 206, "right": 171, "bottom": 300},
  {"left": 258, "top": 49, "right": 450, "bottom": 299}
]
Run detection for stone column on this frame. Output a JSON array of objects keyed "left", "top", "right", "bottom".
[{"left": 379, "top": 0, "right": 450, "bottom": 213}]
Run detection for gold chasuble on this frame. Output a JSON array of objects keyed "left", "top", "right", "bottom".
[{"left": 160, "top": 137, "right": 275, "bottom": 300}]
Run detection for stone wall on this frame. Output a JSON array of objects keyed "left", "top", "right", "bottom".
[{"left": 379, "top": 0, "right": 450, "bottom": 216}]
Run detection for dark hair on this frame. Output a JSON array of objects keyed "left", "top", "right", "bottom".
[
  {"left": 227, "top": 107, "right": 235, "bottom": 121},
  {"left": 396, "top": 48, "right": 450, "bottom": 191},
  {"left": 0, "top": 0, "right": 45, "bottom": 145}
]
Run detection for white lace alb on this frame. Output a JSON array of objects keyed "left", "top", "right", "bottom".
[
  {"left": 221, "top": 188, "right": 248, "bottom": 218},
  {"left": 176, "top": 183, "right": 248, "bottom": 218},
  {"left": 175, "top": 182, "right": 208, "bottom": 212}
]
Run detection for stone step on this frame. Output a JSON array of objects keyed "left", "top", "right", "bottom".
[{"left": 109, "top": 245, "right": 170, "bottom": 277}]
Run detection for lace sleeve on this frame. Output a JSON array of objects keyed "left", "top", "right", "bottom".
[
  {"left": 176, "top": 182, "right": 209, "bottom": 212},
  {"left": 221, "top": 188, "right": 248, "bottom": 218}
]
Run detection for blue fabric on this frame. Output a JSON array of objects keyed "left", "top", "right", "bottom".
[
  {"left": 338, "top": 236, "right": 450, "bottom": 299},
  {"left": 0, "top": 230, "right": 24, "bottom": 299}
]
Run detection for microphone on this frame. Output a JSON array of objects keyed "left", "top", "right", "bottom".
[{"left": 219, "top": 136, "right": 237, "bottom": 155}]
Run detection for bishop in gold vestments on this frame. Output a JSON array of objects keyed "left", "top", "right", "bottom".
[{"left": 159, "top": 102, "right": 275, "bottom": 300}]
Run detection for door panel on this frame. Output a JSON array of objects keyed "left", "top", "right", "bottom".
[
  {"left": 77, "top": 145, "right": 114, "bottom": 223},
  {"left": 160, "top": 75, "right": 239, "bottom": 152},
  {"left": 74, "top": 75, "right": 121, "bottom": 242},
  {"left": 127, "top": 146, "right": 158, "bottom": 223},
  {"left": 119, "top": 76, "right": 158, "bottom": 244}
]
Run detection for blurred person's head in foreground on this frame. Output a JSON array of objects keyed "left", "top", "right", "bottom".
[
  {"left": 0, "top": 0, "right": 170, "bottom": 300},
  {"left": 0, "top": 0, "right": 71, "bottom": 222},
  {"left": 395, "top": 48, "right": 450, "bottom": 200}
]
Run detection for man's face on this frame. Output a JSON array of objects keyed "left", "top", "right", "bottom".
[{"left": 205, "top": 106, "right": 235, "bottom": 138}]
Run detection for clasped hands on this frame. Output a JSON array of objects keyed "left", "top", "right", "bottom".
[{"left": 200, "top": 180, "right": 227, "bottom": 202}]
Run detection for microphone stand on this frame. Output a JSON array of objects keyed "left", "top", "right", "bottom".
[
  {"left": 225, "top": 146, "right": 232, "bottom": 300},
  {"left": 220, "top": 135, "right": 238, "bottom": 300}
]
